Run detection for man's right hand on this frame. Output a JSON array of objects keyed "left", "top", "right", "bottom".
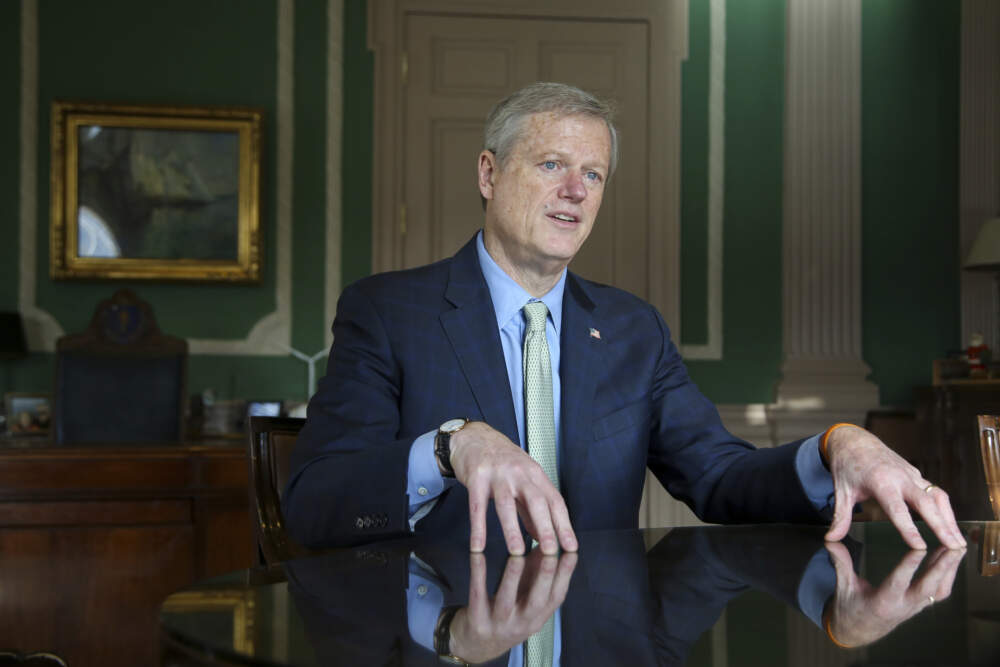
[{"left": 448, "top": 421, "right": 578, "bottom": 555}]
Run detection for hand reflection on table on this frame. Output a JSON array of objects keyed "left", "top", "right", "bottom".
[
  {"left": 824, "top": 542, "right": 964, "bottom": 648},
  {"left": 283, "top": 525, "right": 974, "bottom": 666},
  {"left": 447, "top": 549, "right": 577, "bottom": 664}
]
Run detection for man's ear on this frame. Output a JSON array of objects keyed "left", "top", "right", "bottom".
[{"left": 477, "top": 150, "right": 497, "bottom": 201}]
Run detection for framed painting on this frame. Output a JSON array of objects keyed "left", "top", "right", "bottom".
[
  {"left": 50, "top": 101, "right": 262, "bottom": 282},
  {"left": 3, "top": 392, "right": 51, "bottom": 437}
]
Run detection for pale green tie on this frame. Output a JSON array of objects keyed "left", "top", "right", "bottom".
[
  {"left": 522, "top": 301, "right": 557, "bottom": 667},
  {"left": 522, "top": 302, "right": 559, "bottom": 489}
]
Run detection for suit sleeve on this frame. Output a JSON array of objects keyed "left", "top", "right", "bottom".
[
  {"left": 283, "top": 283, "right": 414, "bottom": 548},
  {"left": 644, "top": 307, "right": 825, "bottom": 524}
]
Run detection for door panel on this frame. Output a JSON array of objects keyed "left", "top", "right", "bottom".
[{"left": 404, "top": 14, "right": 649, "bottom": 299}]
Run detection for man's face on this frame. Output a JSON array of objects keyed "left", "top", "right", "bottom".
[{"left": 479, "top": 112, "right": 611, "bottom": 281}]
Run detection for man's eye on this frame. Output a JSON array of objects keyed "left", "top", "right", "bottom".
[
  {"left": 543, "top": 161, "right": 558, "bottom": 170},
  {"left": 586, "top": 171, "right": 602, "bottom": 182}
]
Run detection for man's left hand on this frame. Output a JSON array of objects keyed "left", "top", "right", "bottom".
[{"left": 823, "top": 425, "right": 966, "bottom": 550}]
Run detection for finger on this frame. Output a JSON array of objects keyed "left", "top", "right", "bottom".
[
  {"left": 494, "top": 555, "right": 525, "bottom": 618},
  {"left": 493, "top": 487, "right": 526, "bottom": 556},
  {"left": 523, "top": 554, "right": 560, "bottom": 615},
  {"left": 912, "top": 485, "right": 964, "bottom": 550},
  {"left": 916, "top": 546, "right": 964, "bottom": 603},
  {"left": 929, "top": 487, "right": 966, "bottom": 549},
  {"left": 878, "top": 491, "right": 928, "bottom": 550},
  {"left": 931, "top": 548, "right": 964, "bottom": 602},
  {"left": 467, "top": 553, "right": 488, "bottom": 617},
  {"left": 521, "top": 491, "right": 559, "bottom": 555},
  {"left": 825, "top": 487, "right": 855, "bottom": 543},
  {"left": 825, "top": 540, "right": 860, "bottom": 595},
  {"left": 882, "top": 550, "right": 927, "bottom": 597},
  {"left": 468, "top": 481, "right": 490, "bottom": 553},
  {"left": 548, "top": 494, "right": 578, "bottom": 552},
  {"left": 549, "top": 551, "right": 578, "bottom": 605}
]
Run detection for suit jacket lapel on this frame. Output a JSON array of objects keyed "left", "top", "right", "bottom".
[
  {"left": 559, "top": 273, "right": 603, "bottom": 501},
  {"left": 440, "top": 238, "right": 519, "bottom": 444}
]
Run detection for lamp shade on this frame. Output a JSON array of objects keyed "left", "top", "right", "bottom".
[
  {"left": 965, "top": 218, "right": 1000, "bottom": 271},
  {"left": 0, "top": 312, "right": 28, "bottom": 360}
]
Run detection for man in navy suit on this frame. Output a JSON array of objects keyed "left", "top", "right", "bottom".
[{"left": 284, "top": 82, "right": 965, "bottom": 556}]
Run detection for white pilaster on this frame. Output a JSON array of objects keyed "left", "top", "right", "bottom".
[
  {"left": 771, "top": 0, "right": 878, "bottom": 442},
  {"left": 960, "top": 0, "right": 1000, "bottom": 353}
]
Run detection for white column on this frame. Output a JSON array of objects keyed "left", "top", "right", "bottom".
[
  {"left": 770, "top": 0, "right": 878, "bottom": 442},
  {"left": 961, "top": 0, "right": 1000, "bottom": 353}
]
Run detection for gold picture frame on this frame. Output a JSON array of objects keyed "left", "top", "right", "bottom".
[
  {"left": 161, "top": 589, "right": 256, "bottom": 654},
  {"left": 50, "top": 101, "right": 262, "bottom": 282}
]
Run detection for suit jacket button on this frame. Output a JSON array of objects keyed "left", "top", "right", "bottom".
[
  {"left": 363, "top": 516, "right": 372, "bottom": 528},
  {"left": 355, "top": 517, "right": 364, "bottom": 529}
]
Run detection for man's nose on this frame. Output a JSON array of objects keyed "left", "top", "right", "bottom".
[{"left": 559, "top": 172, "right": 586, "bottom": 202}]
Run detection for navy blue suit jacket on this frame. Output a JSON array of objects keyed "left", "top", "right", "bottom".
[{"left": 284, "top": 236, "right": 824, "bottom": 548}]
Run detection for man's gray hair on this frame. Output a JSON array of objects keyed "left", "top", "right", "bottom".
[{"left": 484, "top": 82, "right": 619, "bottom": 178}]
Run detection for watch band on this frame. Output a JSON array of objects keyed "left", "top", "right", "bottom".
[
  {"left": 434, "top": 604, "right": 467, "bottom": 664},
  {"left": 434, "top": 419, "right": 468, "bottom": 478}
]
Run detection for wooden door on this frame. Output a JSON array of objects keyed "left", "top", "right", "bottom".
[{"left": 402, "top": 14, "right": 649, "bottom": 298}]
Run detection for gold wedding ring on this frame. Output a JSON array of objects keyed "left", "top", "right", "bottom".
[{"left": 923, "top": 484, "right": 938, "bottom": 494}]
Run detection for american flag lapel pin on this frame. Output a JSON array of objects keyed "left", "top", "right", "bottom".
[{"left": 589, "top": 327, "right": 601, "bottom": 340}]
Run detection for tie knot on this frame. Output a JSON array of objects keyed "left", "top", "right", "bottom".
[{"left": 523, "top": 301, "right": 548, "bottom": 333}]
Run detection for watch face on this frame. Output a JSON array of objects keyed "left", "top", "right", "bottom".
[{"left": 440, "top": 418, "right": 467, "bottom": 433}]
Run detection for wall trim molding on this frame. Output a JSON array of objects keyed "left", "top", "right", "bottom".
[
  {"left": 18, "top": 0, "right": 63, "bottom": 352},
  {"left": 680, "top": 0, "right": 724, "bottom": 361},
  {"left": 325, "top": 0, "right": 344, "bottom": 350},
  {"left": 188, "top": 0, "right": 295, "bottom": 355}
]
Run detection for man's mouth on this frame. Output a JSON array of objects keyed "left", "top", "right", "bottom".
[{"left": 549, "top": 213, "right": 578, "bottom": 223}]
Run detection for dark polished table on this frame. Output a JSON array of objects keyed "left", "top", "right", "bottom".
[{"left": 160, "top": 522, "right": 1000, "bottom": 666}]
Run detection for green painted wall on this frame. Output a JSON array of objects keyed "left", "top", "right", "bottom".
[
  {"left": 861, "top": 0, "right": 961, "bottom": 407},
  {"left": 1, "top": 0, "right": 963, "bottom": 410},
  {"left": 341, "top": 0, "right": 374, "bottom": 289},
  {"left": 682, "top": 0, "right": 787, "bottom": 404},
  {"left": 0, "top": 3, "right": 20, "bottom": 313}
]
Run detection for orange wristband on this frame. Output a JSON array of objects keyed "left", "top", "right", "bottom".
[
  {"left": 820, "top": 423, "right": 857, "bottom": 467},
  {"left": 822, "top": 602, "right": 853, "bottom": 649}
]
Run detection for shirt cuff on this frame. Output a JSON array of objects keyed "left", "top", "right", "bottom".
[
  {"left": 795, "top": 434, "right": 835, "bottom": 517},
  {"left": 407, "top": 429, "right": 454, "bottom": 519},
  {"left": 406, "top": 557, "right": 445, "bottom": 652},
  {"left": 796, "top": 547, "right": 837, "bottom": 627}
]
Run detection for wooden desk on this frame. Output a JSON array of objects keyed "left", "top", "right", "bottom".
[{"left": 0, "top": 440, "right": 253, "bottom": 667}]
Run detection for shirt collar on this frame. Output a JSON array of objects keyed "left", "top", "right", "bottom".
[{"left": 475, "top": 230, "right": 565, "bottom": 334}]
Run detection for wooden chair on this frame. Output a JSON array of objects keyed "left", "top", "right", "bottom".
[
  {"left": 246, "top": 416, "right": 315, "bottom": 567},
  {"left": 977, "top": 415, "right": 1000, "bottom": 521},
  {"left": 53, "top": 289, "right": 187, "bottom": 444}
]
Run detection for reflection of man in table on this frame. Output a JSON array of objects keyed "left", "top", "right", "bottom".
[
  {"left": 283, "top": 82, "right": 966, "bottom": 556},
  {"left": 284, "top": 527, "right": 963, "bottom": 666}
]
